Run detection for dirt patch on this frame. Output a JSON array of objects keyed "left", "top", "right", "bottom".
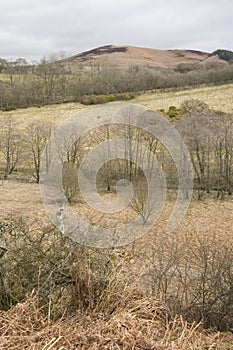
[
  {"left": 0, "top": 180, "right": 47, "bottom": 225},
  {"left": 1, "top": 180, "right": 233, "bottom": 238}
]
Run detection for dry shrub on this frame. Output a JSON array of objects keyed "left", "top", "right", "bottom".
[
  {"left": 139, "top": 225, "right": 233, "bottom": 332},
  {"left": 1, "top": 211, "right": 233, "bottom": 350},
  {"left": 1, "top": 213, "right": 233, "bottom": 331},
  {"left": 0, "top": 216, "right": 145, "bottom": 320}
]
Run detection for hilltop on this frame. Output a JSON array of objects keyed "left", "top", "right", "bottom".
[{"left": 60, "top": 44, "right": 227, "bottom": 69}]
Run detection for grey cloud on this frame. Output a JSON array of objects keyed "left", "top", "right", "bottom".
[{"left": 0, "top": 0, "right": 232, "bottom": 61}]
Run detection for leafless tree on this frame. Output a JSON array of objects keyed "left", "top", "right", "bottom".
[
  {"left": 0, "top": 116, "right": 23, "bottom": 179},
  {"left": 26, "top": 121, "right": 54, "bottom": 183},
  {"left": 177, "top": 101, "right": 233, "bottom": 198},
  {"left": 212, "top": 113, "right": 233, "bottom": 197}
]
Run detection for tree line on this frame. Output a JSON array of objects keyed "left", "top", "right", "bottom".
[{"left": 0, "top": 55, "right": 233, "bottom": 110}]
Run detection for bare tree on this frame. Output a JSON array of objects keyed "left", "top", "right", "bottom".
[
  {"left": 176, "top": 107, "right": 213, "bottom": 198},
  {"left": 27, "top": 121, "right": 53, "bottom": 183},
  {"left": 212, "top": 113, "right": 233, "bottom": 197},
  {"left": 0, "top": 116, "right": 23, "bottom": 179}
]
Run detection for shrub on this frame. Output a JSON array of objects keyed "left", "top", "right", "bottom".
[
  {"left": 79, "top": 93, "right": 136, "bottom": 105},
  {"left": 1, "top": 211, "right": 233, "bottom": 331},
  {"left": 167, "top": 105, "right": 181, "bottom": 119},
  {"left": 180, "top": 99, "right": 210, "bottom": 116},
  {"left": 0, "top": 217, "right": 137, "bottom": 319},
  {"left": 213, "top": 49, "right": 233, "bottom": 62}
]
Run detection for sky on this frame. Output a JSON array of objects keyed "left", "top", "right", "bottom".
[{"left": 0, "top": 0, "right": 232, "bottom": 62}]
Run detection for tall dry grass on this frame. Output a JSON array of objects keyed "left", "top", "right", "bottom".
[
  {"left": 0, "top": 295, "right": 232, "bottom": 349},
  {"left": 0, "top": 211, "right": 233, "bottom": 349}
]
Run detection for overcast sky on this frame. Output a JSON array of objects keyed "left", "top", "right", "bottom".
[{"left": 0, "top": 0, "right": 232, "bottom": 62}]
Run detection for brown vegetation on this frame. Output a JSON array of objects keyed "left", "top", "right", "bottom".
[
  {"left": 60, "top": 45, "right": 225, "bottom": 69},
  {"left": 0, "top": 87, "right": 233, "bottom": 348},
  {"left": 1, "top": 296, "right": 232, "bottom": 349}
]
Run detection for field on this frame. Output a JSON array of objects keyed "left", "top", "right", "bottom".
[
  {"left": 1, "top": 82, "right": 233, "bottom": 126},
  {"left": 135, "top": 83, "right": 233, "bottom": 113},
  {"left": 0, "top": 83, "right": 233, "bottom": 349}
]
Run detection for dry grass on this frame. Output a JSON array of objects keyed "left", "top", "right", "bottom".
[
  {"left": 0, "top": 180, "right": 47, "bottom": 226},
  {"left": 0, "top": 180, "right": 232, "bottom": 234},
  {"left": 0, "top": 83, "right": 232, "bottom": 131},
  {"left": 0, "top": 102, "right": 85, "bottom": 128},
  {"left": 1, "top": 181, "right": 233, "bottom": 349},
  {"left": 134, "top": 83, "right": 233, "bottom": 113},
  {"left": 0, "top": 297, "right": 232, "bottom": 349}
]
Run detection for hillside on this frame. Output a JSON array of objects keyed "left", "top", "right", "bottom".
[{"left": 60, "top": 44, "right": 227, "bottom": 69}]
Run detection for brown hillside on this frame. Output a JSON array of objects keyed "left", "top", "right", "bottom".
[{"left": 60, "top": 44, "right": 225, "bottom": 69}]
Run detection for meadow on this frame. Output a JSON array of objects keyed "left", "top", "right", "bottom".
[{"left": 135, "top": 83, "right": 233, "bottom": 113}]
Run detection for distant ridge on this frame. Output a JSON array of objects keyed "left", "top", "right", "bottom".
[{"left": 60, "top": 45, "right": 227, "bottom": 69}]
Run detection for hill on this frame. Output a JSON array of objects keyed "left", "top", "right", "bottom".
[
  {"left": 60, "top": 44, "right": 227, "bottom": 69},
  {"left": 0, "top": 46, "right": 232, "bottom": 111}
]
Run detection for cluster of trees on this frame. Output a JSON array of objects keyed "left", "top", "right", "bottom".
[
  {"left": 0, "top": 117, "right": 53, "bottom": 182},
  {"left": 177, "top": 100, "right": 233, "bottom": 198},
  {"left": 0, "top": 100, "right": 232, "bottom": 201},
  {"left": 1, "top": 54, "right": 233, "bottom": 110},
  {"left": 0, "top": 58, "right": 29, "bottom": 74},
  {"left": 61, "top": 100, "right": 233, "bottom": 201},
  {"left": 213, "top": 49, "right": 233, "bottom": 62}
]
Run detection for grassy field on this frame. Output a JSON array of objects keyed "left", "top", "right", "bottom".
[
  {"left": 0, "top": 73, "right": 26, "bottom": 83},
  {"left": 135, "top": 83, "right": 233, "bottom": 113},
  {"left": 0, "top": 83, "right": 232, "bottom": 128},
  {"left": 0, "top": 101, "right": 86, "bottom": 127}
]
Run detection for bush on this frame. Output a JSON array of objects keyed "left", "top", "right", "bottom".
[
  {"left": 180, "top": 99, "right": 210, "bottom": 116},
  {"left": 213, "top": 49, "right": 233, "bottom": 62},
  {"left": 0, "top": 217, "right": 137, "bottom": 319},
  {"left": 79, "top": 93, "right": 136, "bottom": 105},
  {"left": 1, "top": 211, "right": 233, "bottom": 331},
  {"left": 167, "top": 105, "right": 181, "bottom": 119}
]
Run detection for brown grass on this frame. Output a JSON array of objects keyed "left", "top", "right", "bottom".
[
  {"left": 134, "top": 83, "right": 233, "bottom": 113},
  {"left": 0, "top": 83, "right": 232, "bottom": 130},
  {"left": 0, "top": 297, "right": 232, "bottom": 349},
  {"left": 1, "top": 180, "right": 232, "bottom": 235},
  {"left": 63, "top": 45, "right": 221, "bottom": 69},
  {"left": 0, "top": 102, "right": 85, "bottom": 128},
  {"left": 1, "top": 181, "right": 233, "bottom": 349}
]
